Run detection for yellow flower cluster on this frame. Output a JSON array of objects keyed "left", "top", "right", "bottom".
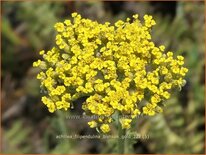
[{"left": 33, "top": 13, "right": 188, "bottom": 133}]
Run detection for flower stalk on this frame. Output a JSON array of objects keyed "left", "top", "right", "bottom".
[{"left": 118, "top": 120, "right": 126, "bottom": 154}]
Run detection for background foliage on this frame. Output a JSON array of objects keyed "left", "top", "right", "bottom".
[{"left": 1, "top": 1, "right": 205, "bottom": 154}]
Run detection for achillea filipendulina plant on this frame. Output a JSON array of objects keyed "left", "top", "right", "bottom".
[{"left": 33, "top": 12, "right": 188, "bottom": 153}]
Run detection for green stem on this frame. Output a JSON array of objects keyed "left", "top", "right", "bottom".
[{"left": 118, "top": 114, "right": 126, "bottom": 154}]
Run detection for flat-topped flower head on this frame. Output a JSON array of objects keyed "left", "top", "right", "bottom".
[{"left": 33, "top": 13, "right": 188, "bottom": 133}]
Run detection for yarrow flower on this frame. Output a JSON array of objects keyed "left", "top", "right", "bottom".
[{"left": 33, "top": 13, "right": 188, "bottom": 133}]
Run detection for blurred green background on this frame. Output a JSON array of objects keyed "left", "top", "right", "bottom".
[{"left": 1, "top": 1, "right": 205, "bottom": 154}]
